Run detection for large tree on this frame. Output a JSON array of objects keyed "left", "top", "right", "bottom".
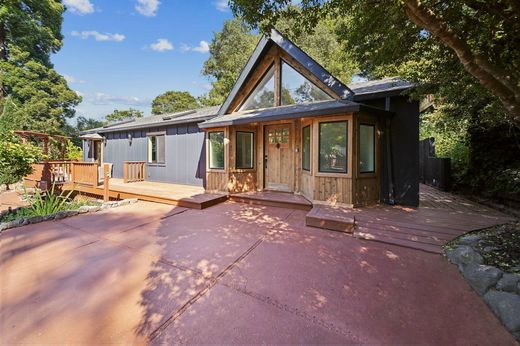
[
  {"left": 230, "top": 0, "right": 520, "bottom": 127},
  {"left": 151, "top": 90, "right": 199, "bottom": 114},
  {"left": 0, "top": 0, "right": 81, "bottom": 133},
  {"left": 105, "top": 108, "right": 143, "bottom": 123}
]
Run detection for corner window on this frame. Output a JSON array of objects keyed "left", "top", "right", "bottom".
[
  {"left": 148, "top": 134, "right": 165, "bottom": 164},
  {"left": 319, "top": 121, "right": 348, "bottom": 173},
  {"left": 359, "top": 124, "right": 375, "bottom": 173},
  {"left": 236, "top": 131, "right": 254, "bottom": 169},
  {"left": 302, "top": 125, "right": 311, "bottom": 171},
  {"left": 281, "top": 61, "right": 332, "bottom": 105},
  {"left": 239, "top": 65, "right": 275, "bottom": 111},
  {"left": 208, "top": 131, "right": 224, "bottom": 169}
]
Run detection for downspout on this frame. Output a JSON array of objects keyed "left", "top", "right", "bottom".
[{"left": 385, "top": 97, "right": 396, "bottom": 204}]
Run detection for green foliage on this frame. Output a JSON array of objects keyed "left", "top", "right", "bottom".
[
  {"left": 105, "top": 108, "right": 143, "bottom": 123},
  {"left": 152, "top": 91, "right": 199, "bottom": 114},
  {"left": 26, "top": 184, "right": 73, "bottom": 217},
  {"left": 0, "top": 131, "right": 43, "bottom": 189},
  {"left": 76, "top": 116, "right": 105, "bottom": 132},
  {"left": 200, "top": 18, "right": 260, "bottom": 106},
  {"left": 64, "top": 140, "right": 82, "bottom": 161}
]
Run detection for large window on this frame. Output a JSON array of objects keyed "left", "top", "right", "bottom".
[
  {"left": 148, "top": 134, "right": 165, "bottom": 164},
  {"left": 319, "top": 121, "right": 348, "bottom": 173},
  {"left": 236, "top": 132, "right": 254, "bottom": 169},
  {"left": 302, "top": 125, "right": 311, "bottom": 171},
  {"left": 359, "top": 124, "right": 375, "bottom": 173},
  {"left": 208, "top": 131, "right": 224, "bottom": 169},
  {"left": 239, "top": 65, "right": 275, "bottom": 111},
  {"left": 281, "top": 61, "right": 332, "bottom": 105}
]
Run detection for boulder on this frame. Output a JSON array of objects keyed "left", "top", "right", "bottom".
[
  {"left": 484, "top": 290, "right": 520, "bottom": 332},
  {"left": 54, "top": 210, "right": 79, "bottom": 220},
  {"left": 462, "top": 264, "right": 503, "bottom": 295},
  {"left": 0, "top": 222, "right": 9, "bottom": 232},
  {"left": 496, "top": 273, "right": 520, "bottom": 293},
  {"left": 78, "top": 206, "right": 90, "bottom": 214},
  {"left": 27, "top": 216, "right": 44, "bottom": 224},
  {"left": 457, "top": 234, "right": 482, "bottom": 246},
  {"left": 446, "top": 245, "right": 483, "bottom": 269}
]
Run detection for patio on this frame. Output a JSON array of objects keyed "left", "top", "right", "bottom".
[{"left": 0, "top": 199, "right": 516, "bottom": 344}]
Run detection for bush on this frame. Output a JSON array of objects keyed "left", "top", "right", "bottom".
[
  {"left": 27, "top": 184, "right": 74, "bottom": 216},
  {"left": 0, "top": 131, "right": 43, "bottom": 189},
  {"left": 64, "top": 140, "right": 83, "bottom": 161}
]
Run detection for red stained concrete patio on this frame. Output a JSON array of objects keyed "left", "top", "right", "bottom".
[{"left": 0, "top": 200, "right": 516, "bottom": 344}]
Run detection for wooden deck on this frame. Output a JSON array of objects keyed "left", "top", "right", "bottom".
[
  {"left": 230, "top": 191, "right": 313, "bottom": 211},
  {"left": 67, "top": 179, "right": 228, "bottom": 210},
  {"left": 307, "top": 185, "right": 516, "bottom": 254}
]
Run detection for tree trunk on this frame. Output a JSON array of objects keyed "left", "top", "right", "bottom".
[{"left": 403, "top": 0, "right": 520, "bottom": 127}]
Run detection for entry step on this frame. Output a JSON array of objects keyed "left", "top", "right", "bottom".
[
  {"left": 305, "top": 205, "right": 355, "bottom": 233},
  {"left": 230, "top": 191, "right": 313, "bottom": 211}
]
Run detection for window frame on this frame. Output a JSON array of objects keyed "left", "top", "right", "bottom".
[
  {"left": 301, "top": 125, "right": 311, "bottom": 172},
  {"left": 280, "top": 59, "right": 334, "bottom": 105},
  {"left": 235, "top": 131, "right": 255, "bottom": 170},
  {"left": 147, "top": 131, "right": 166, "bottom": 165},
  {"left": 318, "top": 120, "right": 348, "bottom": 174},
  {"left": 208, "top": 130, "right": 225, "bottom": 170},
  {"left": 238, "top": 63, "right": 276, "bottom": 111},
  {"left": 359, "top": 123, "right": 376, "bottom": 174}
]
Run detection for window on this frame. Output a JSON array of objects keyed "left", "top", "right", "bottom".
[
  {"left": 148, "top": 134, "right": 165, "bottom": 164},
  {"left": 240, "top": 65, "right": 275, "bottom": 111},
  {"left": 302, "top": 125, "right": 311, "bottom": 171},
  {"left": 359, "top": 124, "right": 375, "bottom": 173},
  {"left": 319, "top": 121, "right": 348, "bottom": 173},
  {"left": 268, "top": 128, "right": 289, "bottom": 144},
  {"left": 281, "top": 61, "right": 332, "bottom": 105},
  {"left": 208, "top": 131, "right": 224, "bottom": 169},
  {"left": 236, "top": 132, "right": 254, "bottom": 169}
]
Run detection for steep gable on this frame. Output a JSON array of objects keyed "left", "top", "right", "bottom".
[{"left": 218, "top": 29, "right": 353, "bottom": 115}]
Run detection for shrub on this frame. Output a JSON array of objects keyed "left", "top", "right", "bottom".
[
  {"left": 64, "top": 140, "right": 83, "bottom": 161},
  {"left": 27, "top": 184, "right": 74, "bottom": 216}
]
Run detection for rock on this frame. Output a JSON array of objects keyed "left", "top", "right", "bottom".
[
  {"left": 513, "top": 332, "right": 520, "bottom": 343},
  {"left": 0, "top": 222, "right": 9, "bottom": 232},
  {"left": 86, "top": 205, "right": 101, "bottom": 213},
  {"left": 496, "top": 273, "right": 520, "bottom": 293},
  {"left": 127, "top": 198, "right": 138, "bottom": 204},
  {"left": 446, "top": 245, "right": 483, "bottom": 269},
  {"left": 20, "top": 217, "right": 29, "bottom": 225},
  {"left": 28, "top": 216, "right": 44, "bottom": 224},
  {"left": 482, "top": 246, "right": 495, "bottom": 253},
  {"left": 458, "top": 234, "right": 482, "bottom": 246},
  {"left": 118, "top": 199, "right": 131, "bottom": 206},
  {"left": 78, "top": 206, "right": 90, "bottom": 214},
  {"left": 484, "top": 290, "right": 520, "bottom": 332},
  {"left": 43, "top": 214, "right": 56, "bottom": 221},
  {"left": 54, "top": 210, "right": 79, "bottom": 220},
  {"left": 462, "top": 264, "right": 503, "bottom": 295}
]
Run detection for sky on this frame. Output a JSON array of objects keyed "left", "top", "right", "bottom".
[{"left": 52, "top": 0, "right": 234, "bottom": 122}]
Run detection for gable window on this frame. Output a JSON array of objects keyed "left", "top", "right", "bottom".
[
  {"left": 359, "top": 124, "right": 375, "bottom": 173},
  {"left": 302, "top": 125, "right": 311, "bottom": 171},
  {"left": 148, "top": 133, "right": 165, "bottom": 164},
  {"left": 208, "top": 131, "right": 225, "bottom": 169},
  {"left": 319, "top": 121, "right": 348, "bottom": 173},
  {"left": 239, "top": 65, "right": 275, "bottom": 111},
  {"left": 281, "top": 61, "right": 332, "bottom": 105},
  {"left": 236, "top": 131, "right": 254, "bottom": 169}
]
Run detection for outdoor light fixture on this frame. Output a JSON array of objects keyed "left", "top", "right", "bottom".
[{"left": 128, "top": 132, "right": 133, "bottom": 145}]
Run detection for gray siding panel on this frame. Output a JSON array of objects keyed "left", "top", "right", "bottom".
[{"left": 101, "top": 123, "right": 206, "bottom": 187}]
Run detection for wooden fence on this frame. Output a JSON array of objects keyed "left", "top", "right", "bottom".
[
  {"left": 123, "top": 161, "right": 146, "bottom": 183},
  {"left": 24, "top": 161, "right": 99, "bottom": 189}
]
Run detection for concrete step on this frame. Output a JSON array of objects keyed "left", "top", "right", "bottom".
[
  {"left": 305, "top": 205, "right": 355, "bottom": 233},
  {"left": 354, "top": 228, "right": 443, "bottom": 254},
  {"left": 230, "top": 191, "right": 313, "bottom": 211}
]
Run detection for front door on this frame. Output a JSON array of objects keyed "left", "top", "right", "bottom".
[{"left": 264, "top": 124, "right": 293, "bottom": 191}]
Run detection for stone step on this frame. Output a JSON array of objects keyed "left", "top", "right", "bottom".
[{"left": 230, "top": 191, "right": 313, "bottom": 211}]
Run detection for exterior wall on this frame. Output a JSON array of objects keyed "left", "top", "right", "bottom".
[
  {"left": 364, "top": 96, "right": 420, "bottom": 207},
  {"left": 206, "top": 112, "right": 381, "bottom": 207},
  {"left": 99, "top": 123, "right": 206, "bottom": 187}
]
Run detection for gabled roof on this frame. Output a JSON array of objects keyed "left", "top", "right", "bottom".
[
  {"left": 81, "top": 106, "right": 220, "bottom": 134},
  {"left": 349, "top": 77, "right": 415, "bottom": 101},
  {"left": 218, "top": 29, "right": 353, "bottom": 115},
  {"left": 201, "top": 99, "right": 392, "bottom": 129}
]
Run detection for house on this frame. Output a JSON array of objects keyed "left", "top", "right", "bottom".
[{"left": 81, "top": 29, "right": 419, "bottom": 207}]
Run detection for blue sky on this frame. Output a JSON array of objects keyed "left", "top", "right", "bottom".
[{"left": 53, "top": 0, "right": 234, "bottom": 122}]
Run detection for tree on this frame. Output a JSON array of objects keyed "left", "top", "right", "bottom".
[
  {"left": 0, "top": 131, "right": 43, "bottom": 190},
  {"left": 230, "top": 0, "right": 520, "bottom": 127},
  {"left": 0, "top": 1, "right": 81, "bottom": 133},
  {"left": 151, "top": 91, "right": 199, "bottom": 114},
  {"left": 105, "top": 108, "right": 143, "bottom": 123},
  {"left": 75, "top": 116, "right": 105, "bottom": 132}
]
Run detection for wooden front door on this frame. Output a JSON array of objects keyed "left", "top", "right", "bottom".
[{"left": 264, "top": 124, "right": 293, "bottom": 191}]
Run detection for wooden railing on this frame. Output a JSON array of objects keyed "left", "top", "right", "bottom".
[
  {"left": 71, "top": 162, "right": 99, "bottom": 186},
  {"left": 124, "top": 161, "right": 146, "bottom": 183},
  {"left": 48, "top": 161, "right": 73, "bottom": 184}
]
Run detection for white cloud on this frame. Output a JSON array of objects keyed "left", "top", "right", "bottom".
[
  {"left": 71, "top": 30, "right": 125, "bottom": 42},
  {"left": 149, "top": 38, "right": 173, "bottom": 52},
  {"left": 135, "top": 0, "right": 160, "bottom": 17},
  {"left": 63, "top": 0, "right": 94, "bottom": 15},
  {"left": 92, "top": 92, "right": 150, "bottom": 106},
  {"left": 213, "top": 0, "right": 229, "bottom": 12},
  {"left": 180, "top": 40, "right": 210, "bottom": 53},
  {"left": 64, "top": 74, "right": 86, "bottom": 84}
]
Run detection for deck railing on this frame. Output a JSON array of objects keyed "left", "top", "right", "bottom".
[
  {"left": 24, "top": 161, "right": 99, "bottom": 189},
  {"left": 124, "top": 161, "right": 146, "bottom": 183},
  {"left": 71, "top": 162, "right": 99, "bottom": 186},
  {"left": 48, "top": 161, "right": 73, "bottom": 184}
]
